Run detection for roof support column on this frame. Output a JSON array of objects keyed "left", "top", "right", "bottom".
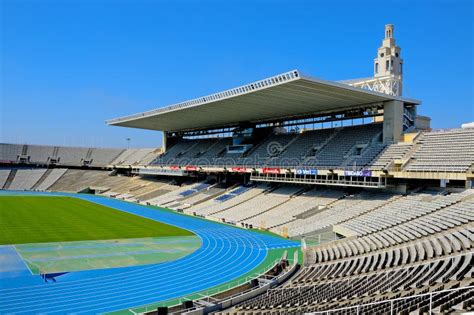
[
  {"left": 162, "top": 132, "right": 168, "bottom": 152},
  {"left": 383, "top": 100, "right": 404, "bottom": 144}
]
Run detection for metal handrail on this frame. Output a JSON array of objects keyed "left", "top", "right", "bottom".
[
  {"left": 126, "top": 254, "right": 296, "bottom": 314},
  {"left": 302, "top": 285, "right": 474, "bottom": 315}
]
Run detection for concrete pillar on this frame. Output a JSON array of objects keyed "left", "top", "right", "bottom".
[
  {"left": 162, "top": 131, "right": 167, "bottom": 152},
  {"left": 383, "top": 100, "right": 404, "bottom": 144},
  {"left": 466, "top": 180, "right": 473, "bottom": 189}
]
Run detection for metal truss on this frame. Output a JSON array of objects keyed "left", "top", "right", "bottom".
[{"left": 348, "top": 76, "right": 402, "bottom": 97}]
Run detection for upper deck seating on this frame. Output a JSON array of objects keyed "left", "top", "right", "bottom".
[
  {"left": 27, "top": 145, "right": 55, "bottom": 164},
  {"left": 369, "top": 142, "right": 413, "bottom": 170},
  {"left": 0, "top": 144, "right": 23, "bottom": 162},
  {"left": 151, "top": 123, "right": 386, "bottom": 170},
  {"left": 267, "top": 128, "right": 335, "bottom": 167},
  {"left": 88, "top": 148, "right": 124, "bottom": 166},
  {"left": 152, "top": 140, "right": 201, "bottom": 166},
  {"left": 302, "top": 123, "right": 383, "bottom": 169},
  {"left": 405, "top": 129, "right": 474, "bottom": 172},
  {"left": 190, "top": 138, "right": 232, "bottom": 166},
  {"left": 237, "top": 133, "right": 297, "bottom": 167},
  {"left": 111, "top": 148, "right": 159, "bottom": 166}
]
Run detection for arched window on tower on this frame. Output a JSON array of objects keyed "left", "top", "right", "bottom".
[
  {"left": 375, "top": 63, "right": 379, "bottom": 73},
  {"left": 386, "top": 60, "right": 389, "bottom": 71}
]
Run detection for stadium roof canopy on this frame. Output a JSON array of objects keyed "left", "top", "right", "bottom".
[{"left": 107, "top": 70, "right": 420, "bottom": 133}]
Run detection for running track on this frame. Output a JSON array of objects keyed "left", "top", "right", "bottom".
[{"left": 0, "top": 192, "right": 299, "bottom": 314}]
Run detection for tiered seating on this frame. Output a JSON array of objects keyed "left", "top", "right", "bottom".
[
  {"left": 133, "top": 184, "right": 177, "bottom": 201},
  {"left": 369, "top": 142, "right": 413, "bottom": 170},
  {"left": 137, "top": 149, "right": 161, "bottom": 165},
  {"left": 405, "top": 128, "right": 474, "bottom": 172},
  {"left": 185, "top": 185, "right": 267, "bottom": 216},
  {"left": 146, "top": 126, "right": 474, "bottom": 172},
  {"left": 212, "top": 185, "right": 303, "bottom": 224},
  {"left": 215, "top": 186, "right": 250, "bottom": 202},
  {"left": 237, "top": 133, "right": 296, "bottom": 167},
  {"left": 223, "top": 192, "right": 474, "bottom": 315},
  {"left": 43, "top": 169, "right": 174, "bottom": 200},
  {"left": 231, "top": 249, "right": 472, "bottom": 314},
  {"left": 175, "top": 139, "right": 220, "bottom": 166},
  {"left": 343, "top": 143, "right": 386, "bottom": 169},
  {"left": 0, "top": 143, "right": 159, "bottom": 167},
  {"left": 7, "top": 169, "right": 47, "bottom": 190},
  {"left": 49, "top": 169, "right": 116, "bottom": 191},
  {"left": 0, "top": 144, "right": 23, "bottom": 162},
  {"left": 308, "top": 202, "right": 474, "bottom": 265},
  {"left": 175, "top": 186, "right": 225, "bottom": 209},
  {"left": 111, "top": 148, "right": 159, "bottom": 166},
  {"left": 0, "top": 169, "right": 11, "bottom": 188},
  {"left": 88, "top": 148, "right": 124, "bottom": 166},
  {"left": 152, "top": 139, "right": 222, "bottom": 166},
  {"left": 302, "top": 123, "right": 383, "bottom": 169},
  {"left": 267, "top": 128, "right": 335, "bottom": 167},
  {"left": 190, "top": 138, "right": 232, "bottom": 166},
  {"left": 285, "top": 191, "right": 397, "bottom": 237},
  {"left": 336, "top": 191, "right": 469, "bottom": 236},
  {"left": 34, "top": 168, "right": 68, "bottom": 191},
  {"left": 179, "top": 183, "right": 210, "bottom": 197},
  {"left": 246, "top": 189, "right": 343, "bottom": 229},
  {"left": 150, "top": 124, "right": 387, "bottom": 169},
  {"left": 55, "top": 147, "right": 89, "bottom": 165},
  {"left": 27, "top": 145, "right": 55, "bottom": 164},
  {"left": 2, "top": 127, "right": 474, "bottom": 173},
  {"left": 146, "top": 182, "right": 203, "bottom": 206}
]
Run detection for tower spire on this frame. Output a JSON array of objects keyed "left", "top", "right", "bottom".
[
  {"left": 385, "top": 24, "right": 394, "bottom": 39},
  {"left": 374, "top": 24, "right": 403, "bottom": 80},
  {"left": 344, "top": 24, "right": 404, "bottom": 96}
]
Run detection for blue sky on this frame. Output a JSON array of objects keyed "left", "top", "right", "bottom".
[{"left": 1, "top": 0, "right": 473, "bottom": 148}]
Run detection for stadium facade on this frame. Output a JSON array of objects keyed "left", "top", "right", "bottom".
[
  {"left": 1, "top": 24, "right": 473, "bottom": 315},
  {"left": 104, "top": 24, "right": 472, "bottom": 190}
]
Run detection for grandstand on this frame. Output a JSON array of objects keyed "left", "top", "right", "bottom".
[{"left": 1, "top": 24, "right": 473, "bottom": 314}]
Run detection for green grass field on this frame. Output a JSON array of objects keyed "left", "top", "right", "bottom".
[
  {"left": 17, "top": 236, "right": 201, "bottom": 274},
  {"left": 0, "top": 196, "right": 193, "bottom": 245}
]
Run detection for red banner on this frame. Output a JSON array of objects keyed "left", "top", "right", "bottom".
[
  {"left": 185, "top": 165, "right": 198, "bottom": 171},
  {"left": 262, "top": 167, "right": 280, "bottom": 174},
  {"left": 231, "top": 167, "right": 247, "bottom": 173}
]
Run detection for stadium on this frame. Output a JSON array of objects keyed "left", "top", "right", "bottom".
[{"left": 0, "top": 22, "right": 473, "bottom": 315}]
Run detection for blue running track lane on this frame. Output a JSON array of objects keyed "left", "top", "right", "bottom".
[{"left": 0, "top": 191, "right": 299, "bottom": 314}]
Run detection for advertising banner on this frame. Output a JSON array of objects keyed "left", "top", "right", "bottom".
[
  {"left": 344, "top": 170, "right": 372, "bottom": 177},
  {"left": 296, "top": 169, "right": 317, "bottom": 176},
  {"left": 230, "top": 167, "right": 247, "bottom": 173},
  {"left": 138, "top": 168, "right": 186, "bottom": 176},
  {"left": 262, "top": 167, "right": 281, "bottom": 174}
]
